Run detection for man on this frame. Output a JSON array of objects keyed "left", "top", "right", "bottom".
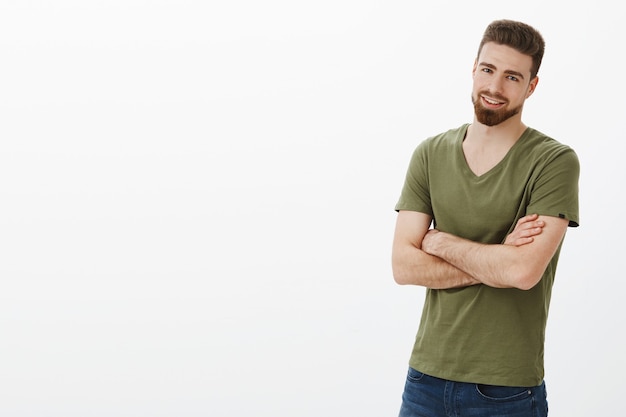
[{"left": 392, "top": 20, "right": 579, "bottom": 417}]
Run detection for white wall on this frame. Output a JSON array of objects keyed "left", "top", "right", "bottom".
[{"left": 1, "top": 1, "right": 623, "bottom": 416}]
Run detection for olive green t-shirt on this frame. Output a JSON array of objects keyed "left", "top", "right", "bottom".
[{"left": 395, "top": 124, "right": 579, "bottom": 387}]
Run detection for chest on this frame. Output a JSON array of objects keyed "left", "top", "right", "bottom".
[
  {"left": 462, "top": 142, "right": 512, "bottom": 177},
  {"left": 428, "top": 150, "right": 533, "bottom": 243}
]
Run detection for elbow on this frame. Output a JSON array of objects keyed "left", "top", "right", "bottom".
[
  {"left": 508, "top": 268, "right": 543, "bottom": 291},
  {"left": 391, "top": 248, "right": 408, "bottom": 285},
  {"left": 392, "top": 264, "right": 410, "bottom": 285},
  {"left": 392, "top": 256, "right": 415, "bottom": 285},
  {"left": 514, "top": 277, "right": 539, "bottom": 291}
]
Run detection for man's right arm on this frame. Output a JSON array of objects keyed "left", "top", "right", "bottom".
[{"left": 391, "top": 210, "right": 479, "bottom": 288}]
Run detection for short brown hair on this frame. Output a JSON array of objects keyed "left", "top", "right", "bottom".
[{"left": 477, "top": 20, "right": 545, "bottom": 79}]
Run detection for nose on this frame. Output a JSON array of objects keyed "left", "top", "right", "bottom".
[{"left": 487, "top": 77, "right": 504, "bottom": 95}]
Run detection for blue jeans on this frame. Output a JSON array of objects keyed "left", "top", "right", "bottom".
[{"left": 398, "top": 368, "right": 548, "bottom": 417}]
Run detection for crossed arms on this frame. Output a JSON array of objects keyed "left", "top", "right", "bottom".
[{"left": 391, "top": 211, "right": 569, "bottom": 290}]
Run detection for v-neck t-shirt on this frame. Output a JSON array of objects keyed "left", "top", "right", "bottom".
[{"left": 395, "top": 123, "right": 579, "bottom": 386}]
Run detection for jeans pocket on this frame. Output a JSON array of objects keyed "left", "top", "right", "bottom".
[
  {"left": 406, "top": 367, "right": 426, "bottom": 383},
  {"left": 475, "top": 384, "right": 533, "bottom": 402}
]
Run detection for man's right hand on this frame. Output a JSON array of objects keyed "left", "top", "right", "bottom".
[{"left": 504, "top": 214, "right": 545, "bottom": 246}]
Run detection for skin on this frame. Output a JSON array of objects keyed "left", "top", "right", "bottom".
[{"left": 392, "top": 42, "right": 569, "bottom": 290}]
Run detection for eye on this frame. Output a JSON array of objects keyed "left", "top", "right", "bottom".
[
  {"left": 481, "top": 68, "right": 492, "bottom": 73},
  {"left": 506, "top": 75, "right": 519, "bottom": 82}
]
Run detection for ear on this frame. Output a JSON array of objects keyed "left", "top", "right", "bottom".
[
  {"left": 472, "top": 59, "right": 478, "bottom": 77},
  {"left": 526, "top": 76, "right": 539, "bottom": 98}
]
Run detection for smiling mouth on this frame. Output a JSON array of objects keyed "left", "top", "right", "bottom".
[{"left": 481, "top": 96, "right": 506, "bottom": 107}]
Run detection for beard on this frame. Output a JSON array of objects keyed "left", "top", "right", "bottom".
[{"left": 472, "top": 92, "right": 521, "bottom": 126}]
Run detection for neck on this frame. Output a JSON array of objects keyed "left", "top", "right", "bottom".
[{"left": 462, "top": 116, "right": 528, "bottom": 177}]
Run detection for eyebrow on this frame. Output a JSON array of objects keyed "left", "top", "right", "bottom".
[{"left": 478, "top": 62, "right": 525, "bottom": 80}]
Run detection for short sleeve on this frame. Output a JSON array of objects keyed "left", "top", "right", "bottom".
[
  {"left": 394, "top": 140, "right": 433, "bottom": 216},
  {"left": 527, "top": 148, "right": 580, "bottom": 227}
]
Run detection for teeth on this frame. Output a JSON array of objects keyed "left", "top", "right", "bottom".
[{"left": 485, "top": 97, "right": 501, "bottom": 104}]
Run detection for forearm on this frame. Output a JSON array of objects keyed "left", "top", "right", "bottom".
[
  {"left": 392, "top": 243, "right": 480, "bottom": 289},
  {"left": 422, "top": 230, "right": 535, "bottom": 289}
]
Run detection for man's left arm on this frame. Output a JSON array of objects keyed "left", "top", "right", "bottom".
[{"left": 421, "top": 215, "right": 568, "bottom": 290}]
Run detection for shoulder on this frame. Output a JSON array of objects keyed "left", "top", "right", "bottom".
[
  {"left": 416, "top": 124, "right": 469, "bottom": 152},
  {"left": 523, "top": 128, "right": 578, "bottom": 158},
  {"left": 518, "top": 128, "right": 580, "bottom": 170}
]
